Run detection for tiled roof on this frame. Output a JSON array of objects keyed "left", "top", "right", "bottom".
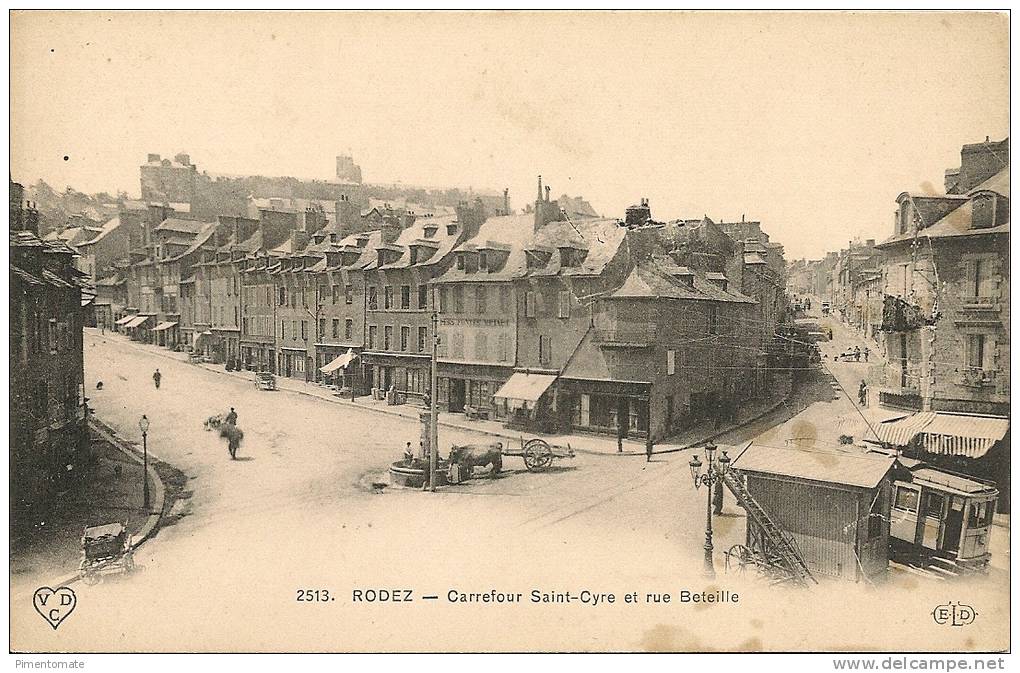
[
  {"left": 610, "top": 263, "right": 754, "bottom": 304},
  {"left": 155, "top": 218, "right": 209, "bottom": 235},
  {"left": 437, "top": 215, "right": 626, "bottom": 283}
]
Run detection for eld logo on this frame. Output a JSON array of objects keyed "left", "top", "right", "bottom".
[{"left": 932, "top": 602, "right": 977, "bottom": 627}]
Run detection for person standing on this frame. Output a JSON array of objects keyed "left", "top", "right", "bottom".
[
  {"left": 858, "top": 380, "right": 868, "bottom": 407},
  {"left": 863, "top": 347, "right": 870, "bottom": 363},
  {"left": 153, "top": 369, "right": 162, "bottom": 390},
  {"left": 225, "top": 407, "right": 238, "bottom": 426}
]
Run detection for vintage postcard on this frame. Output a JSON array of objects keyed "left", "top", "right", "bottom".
[{"left": 7, "top": 10, "right": 1011, "bottom": 658}]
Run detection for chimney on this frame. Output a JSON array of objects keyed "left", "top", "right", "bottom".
[
  {"left": 174, "top": 153, "right": 190, "bottom": 166},
  {"left": 503, "top": 187, "right": 509, "bottom": 216},
  {"left": 865, "top": 239, "right": 875, "bottom": 248},
  {"left": 545, "top": 186, "right": 551, "bottom": 203},
  {"left": 147, "top": 153, "right": 160, "bottom": 163}
]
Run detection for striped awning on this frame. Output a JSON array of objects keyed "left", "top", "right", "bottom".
[
  {"left": 874, "top": 412, "right": 936, "bottom": 446},
  {"left": 875, "top": 411, "right": 1009, "bottom": 459},
  {"left": 920, "top": 414, "right": 1009, "bottom": 459}
]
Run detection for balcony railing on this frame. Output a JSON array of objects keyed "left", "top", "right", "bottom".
[
  {"left": 593, "top": 326, "right": 657, "bottom": 345},
  {"left": 959, "top": 367, "right": 997, "bottom": 389}
]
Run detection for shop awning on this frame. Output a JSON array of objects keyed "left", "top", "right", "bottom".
[
  {"left": 875, "top": 411, "right": 1009, "bottom": 459},
  {"left": 920, "top": 414, "right": 1009, "bottom": 459},
  {"left": 152, "top": 321, "right": 178, "bottom": 332},
  {"left": 873, "top": 411, "right": 935, "bottom": 446},
  {"left": 320, "top": 349, "right": 357, "bottom": 374},
  {"left": 493, "top": 372, "right": 557, "bottom": 406},
  {"left": 115, "top": 315, "right": 137, "bottom": 326},
  {"left": 124, "top": 315, "right": 151, "bottom": 329}
]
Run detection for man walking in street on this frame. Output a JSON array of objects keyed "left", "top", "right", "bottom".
[
  {"left": 858, "top": 380, "right": 868, "bottom": 407},
  {"left": 153, "top": 369, "right": 162, "bottom": 390},
  {"left": 863, "top": 347, "right": 870, "bottom": 363}
]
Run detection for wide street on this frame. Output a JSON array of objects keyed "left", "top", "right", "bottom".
[{"left": 11, "top": 325, "right": 1008, "bottom": 652}]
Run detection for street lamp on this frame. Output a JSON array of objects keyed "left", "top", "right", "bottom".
[
  {"left": 138, "top": 415, "right": 150, "bottom": 511},
  {"left": 688, "top": 441, "right": 731, "bottom": 579}
]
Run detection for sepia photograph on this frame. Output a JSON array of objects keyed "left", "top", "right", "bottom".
[{"left": 7, "top": 9, "right": 1012, "bottom": 660}]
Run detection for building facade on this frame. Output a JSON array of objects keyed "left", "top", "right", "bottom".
[{"left": 10, "top": 182, "right": 90, "bottom": 529}]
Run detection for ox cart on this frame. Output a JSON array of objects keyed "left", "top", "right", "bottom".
[{"left": 504, "top": 437, "right": 575, "bottom": 472}]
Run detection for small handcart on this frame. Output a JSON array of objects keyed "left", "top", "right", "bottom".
[
  {"left": 80, "top": 522, "right": 134, "bottom": 585},
  {"left": 254, "top": 371, "right": 277, "bottom": 391}
]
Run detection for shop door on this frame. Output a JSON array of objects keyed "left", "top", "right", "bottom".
[
  {"left": 449, "top": 379, "right": 466, "bottom": 413},
  {"left": 284, "top": 354, "right": 293, "bottom": 377}
]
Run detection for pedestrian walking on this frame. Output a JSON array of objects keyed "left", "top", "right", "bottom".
[
  {"left": 153, "top": 369, "right": 162, "bottom": 390},
  {"left": 645, "top": 435, "right": 653, "bottom": 463},
  {"left": 858, "top": 380, "right": 868, "bottom": 406},
  {"left": 863, "top": 347, "right": 870, "bottom": 362},
  {"left": 616, "top": 421, "right": 624, "bottom": 453},
  {"left": 713, "top": 480, "right": 724, "bottom": 515}
]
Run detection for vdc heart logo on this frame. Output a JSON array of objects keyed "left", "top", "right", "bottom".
[{"left": 33, "top": 586, "right": 77, "bottom": 630}]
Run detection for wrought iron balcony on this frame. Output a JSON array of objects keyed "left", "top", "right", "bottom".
[{"left": 959, "top": 367, "right": 997, "bottom": 389}]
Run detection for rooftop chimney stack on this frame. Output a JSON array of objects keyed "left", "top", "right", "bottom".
[{"left": 503, "top": 187, "right": 509, "bottom": 216}]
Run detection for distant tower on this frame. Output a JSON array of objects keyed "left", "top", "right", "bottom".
[{"left": 335, "top": 154, "right": 363, "bottom": 184}]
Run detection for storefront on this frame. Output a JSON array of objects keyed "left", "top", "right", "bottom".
[
  {"left": 240, "top": 341, "right": 276, "bottom": 373},
  {"left": 319, "top": 348, "right": 360, "bottom": 391},
  {"left": 438, "top": 362, "right": 514, "bottom": 419},
  {"left": 556, "top": 377, "right": 651, "bottom": 438},
  {"left": 361, "top": 353, "right": 431, "bottom": 401},
  {"left": 278, "top": 346, "right": 310, "bottom": 380},
  {"left": 152, "top": 321, "right": 179, "bottom": 348}
]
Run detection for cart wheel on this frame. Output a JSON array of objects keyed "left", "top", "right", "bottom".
[
  {"left": 523, "top": 440, "right": 553, "bottom": 471},
  {"left": 725, "top": 544, "right": 753, "bottom": 574}
]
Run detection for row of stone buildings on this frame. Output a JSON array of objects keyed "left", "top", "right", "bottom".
[
  {"left": 10, "top": 181, "right": 91, "bottom": 529},
  {"left": 789, "top": 137, "right": 1010, "bottom": 505},
  {"left": 86, "top": 171, "right": 789, "bottom": 443}
]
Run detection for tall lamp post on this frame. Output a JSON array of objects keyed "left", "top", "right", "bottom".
[
  {"left": 138, "top": 415, "right": 150, "bottom": 511},
  {"left": 429, "top": 311, "right": 439, "bottom": 493},
  {"left": 688, "top": 441, "right": 730, "bottom": 579}
]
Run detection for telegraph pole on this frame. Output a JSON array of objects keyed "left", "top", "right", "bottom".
[{"left": 429, "top": 310, "right": 440, "bottom": 492}]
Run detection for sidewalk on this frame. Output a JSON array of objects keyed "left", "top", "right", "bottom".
[
  {"left": 10, "top": 423, "right": 166, "bottom": 595},
  {"left": 90, "top": 329, "right": 792, "bottom": 456}
]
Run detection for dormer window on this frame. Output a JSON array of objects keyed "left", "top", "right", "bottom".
[
  {"left": 457, "top": 254, "right": 465, "bottom": 270},
  {"left": 479, "top": 252, "right": 487, "bottom": 270},
  {"left": 447, "top": 223, "right": 459, "bottom": 236},
  {"left": 424, "top": 225, "right": 438, "bottom": 239}
]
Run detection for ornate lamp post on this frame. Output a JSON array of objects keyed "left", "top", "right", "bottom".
[
  {"left": 688, "top": 441, "right": 731, "bottom": 579},
  {"left": 138, "top": 415, "right": 150, "bottom": 511}
]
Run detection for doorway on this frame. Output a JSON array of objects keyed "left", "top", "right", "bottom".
[
  {"left": 449, "top": 379, "right": 466, "bottom": 413},
  {"left": 616, "top": 398, "right": 630, "bottom": 438}
]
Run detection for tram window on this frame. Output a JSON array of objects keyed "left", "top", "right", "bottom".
[
  {"left": 893, "top": 486, "right": 919, "bottom": 513},
  {"left": 968, "top": 502, "right": 994, "bottom": 528},
  {"left": 923, "top": 493, "right": 944, "bottom": 518}
]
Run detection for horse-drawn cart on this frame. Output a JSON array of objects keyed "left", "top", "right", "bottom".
[
  {"left": 254, "top": 371, "right": 277, "bottom": 391},
  {"left": 79, "top": 523, "right": 134, "bottom": 585},
  {"left": 504, "top": 437, "right": 575, "bottom": 472}
]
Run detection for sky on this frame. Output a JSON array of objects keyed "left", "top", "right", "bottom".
[{"left": 10, "top": 11, "right": 1009, "bottom": 259}]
